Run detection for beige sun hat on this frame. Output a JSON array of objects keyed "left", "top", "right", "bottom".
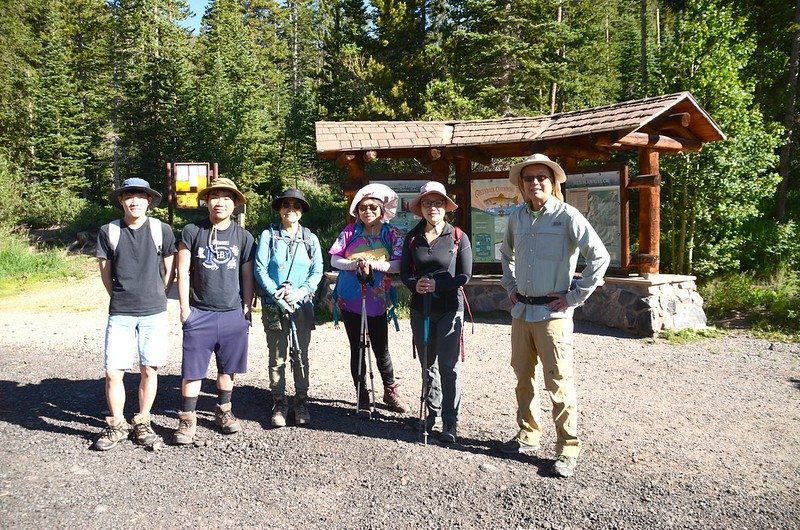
[
  {"left": 349, "top": 183, "right": 398, "bottom": 222},
  {"left": 408, "top": 181, "right": 458, "bottom": 217},
  {"left": 508, "top": 153, "right": 567, "bottom": 186},
  {"left": 197, "top": 177, "right": 246, "bottom": 206}
]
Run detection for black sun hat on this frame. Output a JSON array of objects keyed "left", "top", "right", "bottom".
[{"left": 271, "top": 188, "right": 310, "bottom": 212}]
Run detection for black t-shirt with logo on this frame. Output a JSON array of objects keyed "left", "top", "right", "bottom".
[
  {"left": 97, "top": 219, "right": 177, "bottom": 316},
  {"left": 181, "top": 219, "right": 255, "bottom": 311}
]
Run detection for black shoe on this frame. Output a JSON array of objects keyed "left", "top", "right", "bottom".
[
  {"left": 498, "top": 437, "right": 540, "bottom": 454},
  {"left": 440, "top": 423, "right": 457, "bottom": 444}
]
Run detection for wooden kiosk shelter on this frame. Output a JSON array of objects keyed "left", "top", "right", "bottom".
[{"left": 315, "top": 92, "right": 725, "bottom": 335}]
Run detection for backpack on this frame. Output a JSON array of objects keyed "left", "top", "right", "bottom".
[
  {"left": 406, "top": 225, "right": 473, "bottom": 361},
  {"left": 330, "top": 223, "right": 400, "bottom": 331},
  {"left": 107, "top": 217, "right": 163, "bottom": 256},
  {"left": 254, "top": 223, "right": 316, "bottom": 300}
]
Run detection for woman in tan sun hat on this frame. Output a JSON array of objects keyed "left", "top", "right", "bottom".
[{"left": 400, "top": 181, "right": 472, "bottom": 444}]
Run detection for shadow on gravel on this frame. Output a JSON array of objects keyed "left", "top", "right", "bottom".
[
  {"left": 0, "top": 377, "right": 108, "bottom": 441},
  {"left": 228, "top": 384, "right": 558, "bottom": 475},
  {"left": 0, "top": 374, "right": 200, "bottom": 443},
  {"left": 791, "top": 377, "right": 800, "bottom": 390}
]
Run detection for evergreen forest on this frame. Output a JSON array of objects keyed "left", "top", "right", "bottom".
[{"left": 1, "top": 0, "right": 798, "bottom": 283}]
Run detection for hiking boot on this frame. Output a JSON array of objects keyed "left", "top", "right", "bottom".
[
  {"left": 172, "top": 411, "right": 197, "bottom": 445},
  {"left": 356, "top": 387, "right": 372, "bottom": 418},
  {"left": 499, "top": 436, "right": 540, "bottom": 455},
  {"left": 131, "top": 413, "right": 158, "bottom": 446},
  {"left": 553, "top": 454, "right": 578, "bottom": 478},
  {"left": 271, "top": 396, "right": 288, "bottom": 428},
  {"left": 383, "top": 383, "right": 410, "bottom": 413},
  {"left": 416, "top": 414, "right": 441, "bottom": 433},
  {"left": 440, "top": 423, "right": 457, "bottom": 444},
  {"left": 93, "top": 417, "right": 130, "bottom": 451},
  {"left": 215, "top": 403, "right": 241, "bottom": 434},
  {"left": 294, "top": 394, "right": 311, "bottom": 425}
]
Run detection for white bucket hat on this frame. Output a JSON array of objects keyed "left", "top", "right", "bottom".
[
  {"left": 349, "top": 183, "right": 398, "bottom": 222},
  {"left": 508, "top": 153, "right": 567, "bottom": 186},
  {"left": 408, "top": 181, "right": 458, "bottom": 217}
]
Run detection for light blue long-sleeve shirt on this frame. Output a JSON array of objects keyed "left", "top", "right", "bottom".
[
  {"left": 254, "top": 225, "right": 323, "bottom": 305},
  {"left": 500, "top": 197, "right": 610, "bottom": 322}
]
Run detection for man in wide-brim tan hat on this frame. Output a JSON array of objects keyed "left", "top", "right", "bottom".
[
  {"left": 173, "top": 176, "right": 255, "bottom": 445},
  {"left": 498, "top": 153, "right": 609, "bottom": 478},
  {"left": 197, "top": 177, "right": 246, "bottom": 207}
]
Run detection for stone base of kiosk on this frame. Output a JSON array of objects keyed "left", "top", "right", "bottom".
[{"left": 320, "top": 273, "right": 706, "bottom": 337}]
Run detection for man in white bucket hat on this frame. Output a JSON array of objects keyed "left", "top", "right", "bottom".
[{"left": 498, "top": 154, "right": 609, "bottom": 478}]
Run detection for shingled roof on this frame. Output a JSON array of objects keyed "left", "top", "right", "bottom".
[{"left": 315, "top": 92, "right": 725, "bottom": 161}]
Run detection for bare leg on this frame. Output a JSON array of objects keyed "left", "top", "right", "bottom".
[
  {"left": 105, "top": 369, "right": 126, "bottom": 422},
  {"left": 138, "top": 365, "right": 158, "bottom": 415},
  {"left": 217, "top": 373, "right": 234, "bottom": 393}
]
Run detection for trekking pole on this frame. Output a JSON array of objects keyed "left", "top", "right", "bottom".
[
  {"left": 288, "top": 310, "right": 305, "bottom": 380},
  {"left": 363, "top": 283, "right": 377, "bottom": 415},
  {"left": 355, "top": 263, "right": 373, "bottom": 418},
  {"left": 419, "top": 290, "right": 431, "bottom": 446}
]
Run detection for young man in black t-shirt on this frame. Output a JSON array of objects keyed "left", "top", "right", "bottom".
[
  {"left": 172, "top": 178, "right": 255, "bottom": 445},
  {"left": 94, "top": 178, "right": 176, "bottom": 450}
]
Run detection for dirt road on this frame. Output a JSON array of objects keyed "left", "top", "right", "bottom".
[{"left": 0, "top": 273, "right": 798, "bottom": 529}]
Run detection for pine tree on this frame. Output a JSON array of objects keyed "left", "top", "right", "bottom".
[
  {"left": 188, "top": 0, "right": 275, "bottom": 191},
  {"left": 111, "top": 0, "right": 193, "bottom": 192}
]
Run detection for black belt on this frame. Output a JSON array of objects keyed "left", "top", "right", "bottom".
[{"left": 517, "top": 294, "right": 558, "bottom": 305}]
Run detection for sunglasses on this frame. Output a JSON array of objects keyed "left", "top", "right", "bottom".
[
  {"left": 358, "top": 204, "right": 380, "bottom": 213},
  {"left": 421, "top": 199, "right": 445, "bottom": 209},
  {"left": 522, "top": 174, "right": 552, "bottom": 183},
  {"left": 281, "top": 201, "right": 303, "bottom": 210}
]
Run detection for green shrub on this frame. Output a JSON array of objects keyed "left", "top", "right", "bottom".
[
  {"left": 700, "top": 267, "right": 800, "bottom": 334},
  {"left": 739, "top": 217, "right": 800, "bottom": 274},
  {"left": 0, "top": 229, "right": 83, "bottom": 296},
  {"left": 22, "top": 181, "right": 88, "bottom": 228},
  {"left": 0, "top": 153, "right": 25, "bottom": 229}
]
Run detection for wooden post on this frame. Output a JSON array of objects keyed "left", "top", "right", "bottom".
[
  {"left": 638, "top": 149, "right": 660, "bottom": 274},
  {"left": 166, "top": 162, "right": 173, "bottom": 227},
  {"left": 453, "top": 157, "right": 471, "bottom": 231}
]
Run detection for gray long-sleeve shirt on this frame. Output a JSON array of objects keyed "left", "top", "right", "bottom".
[{"left": 500, "top": 197, "right": 610, "bottom": 322}]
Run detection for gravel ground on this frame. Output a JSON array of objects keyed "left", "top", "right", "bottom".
[{"left": 0, "top": 275, "right": 798, "bottom": 529}]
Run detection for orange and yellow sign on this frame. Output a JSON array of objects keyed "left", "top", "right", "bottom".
[{"left": 174, "top": 163, "right": 210, "bottom": 209}]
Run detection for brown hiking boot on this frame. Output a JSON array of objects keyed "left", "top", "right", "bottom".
[
  {"left": 383, "top": 383, "right": 410, "bottom": 413},
  {"left": 294, "top": 394, "right": 311, "bottom": 425},
  {"left": 214, "top": 403, "right": 241, "bottom": 434},
  {"left": 131, "top": 413, "right": 158, "bottom": 446},
  {"left": 172, "top": 411, "right": 196, "bottom": 445},
  {"left": 271, "top": 396, "right": 288, "bottom": 428},
  {"left": 356, "top": 386, "right": 371, "bottom": 418},
  {"left": 93, "top": 416, "right": 130, "bottom": 451}
]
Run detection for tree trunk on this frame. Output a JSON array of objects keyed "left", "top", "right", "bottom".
[
  {"left": 640, "top": 0, "right": 647, "bottom": 87},
  {"left": 775, "top": 0, "right": 800, "bottom": 220}
]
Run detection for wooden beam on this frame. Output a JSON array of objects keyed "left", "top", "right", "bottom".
[
  {"left": 653, "top": 112, "right": 691, "bottom": 129},
  {"left": 637, "top": 149, "right": 660, "bottom": 274},
  {"left": 595, "top": 131, "right": 703, "bottom": 153},
  {"left": 418, "top": 148, "right": 442, "bottom": 165},
  {"left": 630, "top": 254, "right": 659, "bottom": 265},
  {"left": 431, "top": 158, "right": 450, "bottom": 180},
  {"left": 543, "top": 143, "right": 611, "bottom": 161},
  {"left": 626, "top": 173, "right": 660, "bottom": 189},
  {"left": 335, "top": 153, "right": 356, "bottom": 168},
  {"left": 443, "top": 147, "right": 492, "bottom": 166}
]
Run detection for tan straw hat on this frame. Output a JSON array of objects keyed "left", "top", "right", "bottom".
[
  {"left": 197, "top": 177, "right": 246, "bottom": 206},
  {"left": 508, "top": 154, "right": 567, "bottom": 186}
]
